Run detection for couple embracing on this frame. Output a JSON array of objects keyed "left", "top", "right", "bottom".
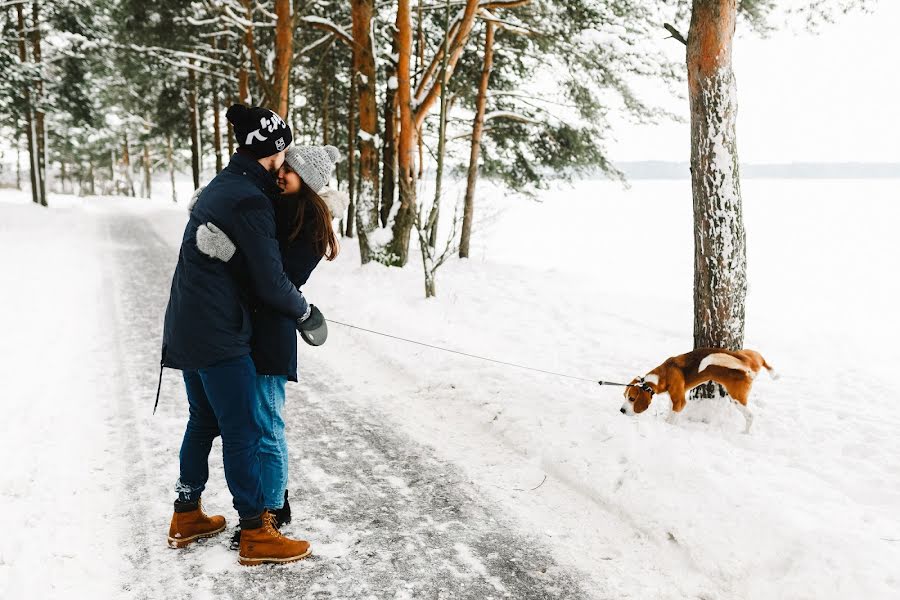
[{"left": 159, "top": 104, "right": 346, "bottom": 566}]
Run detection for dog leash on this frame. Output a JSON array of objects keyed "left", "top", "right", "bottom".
[{"left": 325, "top": 318, "right": 641, "bottom": 389}]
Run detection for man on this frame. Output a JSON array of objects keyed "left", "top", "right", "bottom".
[{"left": 160, "top": 104, "right": 318, "bottom": 566}]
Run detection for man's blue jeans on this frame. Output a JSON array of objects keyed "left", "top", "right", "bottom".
[
  {"left": 176, "top": 354, "right": 264, "bottom": 519},
  {"left": 254, "top": 375, "right": 289, "bottom": 510}
]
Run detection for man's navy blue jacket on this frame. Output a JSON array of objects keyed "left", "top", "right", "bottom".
[
  {"left": 247, "top": 197, "right": 322, "bottom": 382},
  {"left": 161, "top": 152, "right": 309, "bottom": 371}
]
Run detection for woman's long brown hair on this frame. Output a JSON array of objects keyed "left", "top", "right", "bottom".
[{"left": 288, "top": 183, "right": 340, "bottom": 261}]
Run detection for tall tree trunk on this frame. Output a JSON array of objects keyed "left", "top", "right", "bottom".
[
  {"left": 428, "top": 0, "right": 453, "bottom": 250},
  {"left": 31, "top": 1, "right": 46, "bottom": 206},
  {"left": 687, "top": 0, "right": 747, "bottom": 399},
  {"left": 238, "top": 51, "right": 250, "bottom": 105},
  {"left": 143, "top": 144, "right": 152, "bottom": 198},
  {"left": 415, "top": 0, "right": 426, "bottom": 181},
  {"left": 167, "top": 134, "right": 177, "bottom": 203},
  {"left": 345, "top": 70, "right": 357, "bottom": 237},
  {"left": 273, "top": 0, "right": 293, "bottom": 118},
  {"left": 188, "top": 63, "right": 201, "bottom": 190},
  {"left": 351, "top": 0, "right": 379, "bottom": 264},
  {"left": 16, "top": 135, "right": 22, "bottom": 190},
  {"left": 123, "top": 134, "right": 135, "bottom": 197},
  {"left": 109, "top": 149, "right": 115, "bottom": 193},
  {"left": 212, "top": 38, "right": 223, "bottom": 173},
  {"left": 87, "top": 160, "right": 95, "bottom": 196},
  {"left": 381, "top": 39, "right": 398, "bottom": 227},
  {"left": 388, "top": 0, "right": 417, "bottom": 266},
  {"left": 322, "top": 58, "right": 331, "bottom": 145},
  {"left": 460, "top": 22, "right": 495, "bottom": 258},
  {"left": 16, "top": 4, "right": 40, "bottom": 206}
]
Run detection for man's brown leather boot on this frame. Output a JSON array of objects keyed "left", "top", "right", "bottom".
[
  {"left": 167, "top": 499, "right": 226, "bottom": 549},
  {"left": 238, "top": 511, "right": 311, "bottom": 566}
]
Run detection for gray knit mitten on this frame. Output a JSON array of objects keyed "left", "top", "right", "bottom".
[
  {"left": 196, "top": 222, "right": 236, "bottom": 262},
  {"left": 187, "top": 185, "right": 206, "bottom": 212},
  {"left": 318, "top": 188, "right": 350, "bottom": 219}
]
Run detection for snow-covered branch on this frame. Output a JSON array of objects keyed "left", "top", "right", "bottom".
[
  {"left": 299, "top": 16, "right": 352, "bottom": 47},
  {"left": 298, "top": 32, "right": 334, "bottom": 56},
  {"left": 483, "top": 110, "right": 539, "bottom": 124}
]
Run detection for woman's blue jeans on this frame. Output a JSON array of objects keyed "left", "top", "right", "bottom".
[{"left": 254, "top": 375, "right": 289, "bottom": 510}]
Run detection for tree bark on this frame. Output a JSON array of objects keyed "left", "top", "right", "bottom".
[
  {"left": 428, "top": 0, "right": 453, "bottom": 250},
  {"left": 188, "top": 63, "right": 201, "bottom": 190},
  {"left": 381, "top": 39, "right": 398, "bottom": 227},
  {"left": 387, "top": 0, "right": 417, "bottom": 266},
  {"left": 109, "top": 149, "right": 115, "bottom": 193},
  {"left": 123, "top": 134, "right": 135, "bottom": 197},
  {"left": 87, "top": 160, "right": 95, "bottom": 196},
  {"left": 345, "top": 69, "right": 357, "bottom": 237},
  {"left": 687, "top": 0, "right": 747, "bottom": 398},
  {"left": 460, "top": 22, "right": 495, "bottom": 258},
  {"left": 238, "top": 56, "right": 250, "bottom": 105},
  {"left": 16, "top": 4, "right": 40, "bottom": 206},
  {"left": 31, "top": 1, "right": 46, "bottom": 206},
  {"left": 273, "top": 0, "right": 293, "bottom": 118},
  {"left": 16, "top": 135, "right": 22, "bottom": 190},
  {"left": 351, "top": 0, "right": 379, "bottom": 263},
  {"left": 167, "top": 134, "right": 177, "bottom": 203},
  {"left": 143, "top": 143, "right": 152, "bottom": 198},
  {"left": 322, "top": 58, "right": 331, "bottom": 145},
  {"left": 212, "top": 38, "right": 223, "bottom": 173}
]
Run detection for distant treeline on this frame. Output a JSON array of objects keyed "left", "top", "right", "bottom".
[{"left": 607, "top": 161, "right": 900, "bottom": 180}]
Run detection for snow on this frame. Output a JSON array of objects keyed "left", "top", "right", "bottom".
[
  {"left": 1, "top": 176, "right": 899, "bottom": 598},
  {"left": 387, "top": 76, "right": 398, "bottom": 90}
]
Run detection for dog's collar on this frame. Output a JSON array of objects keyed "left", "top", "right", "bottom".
[{"left": 633, "top": 376, "right": 655, "bottom": 396}]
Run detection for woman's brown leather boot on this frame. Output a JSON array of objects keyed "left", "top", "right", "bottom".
[{"left": 238, "top": 511, "right": 311, "bottom": 566}]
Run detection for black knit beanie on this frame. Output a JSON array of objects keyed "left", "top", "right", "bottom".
[{"left": 226, "top": 104, "right": 293, "bottom": 159}]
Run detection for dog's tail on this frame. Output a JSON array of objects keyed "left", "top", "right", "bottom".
[{"left": 761, "top": 356, "right": 779, "bottom": 380}]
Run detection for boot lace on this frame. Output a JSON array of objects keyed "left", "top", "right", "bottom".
[{"left": 263, "top": 511, "right": 283, "bottom": 537}]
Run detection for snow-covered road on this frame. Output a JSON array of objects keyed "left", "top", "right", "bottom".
[
  {"left": 4, "top": 179, "right": 899, "bottom": 600},
  {"left": 109, "top": 208, "right": 590, "bottom": 599},
  {"left": 1, "top": 196, "right": 592, "bottom": 598}
]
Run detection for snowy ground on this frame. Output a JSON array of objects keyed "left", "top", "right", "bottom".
[{"left": 1, "top": 177, "right": 898, "bottom": 599}]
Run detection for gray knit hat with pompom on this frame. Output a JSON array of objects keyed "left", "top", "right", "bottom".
[{"left": 284, "top": 145, "right": 341, "bottom": 193}]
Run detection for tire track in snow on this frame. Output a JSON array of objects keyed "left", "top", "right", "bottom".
[{"left": 105, "top": 208, "right": 594, "bottom": 600}]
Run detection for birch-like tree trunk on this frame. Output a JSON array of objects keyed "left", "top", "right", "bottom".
[
  {"left": 351, "top": 0, "right": 380, "bottom": 263},
  {"left": 687, "top": 0, "right": 747, "bottom": 398},
  {"left": 459, "top": 22, "right": 496, "bottom": 258},
  {"left": 428, "top": 0, "right": 453, "bottom": 250}
]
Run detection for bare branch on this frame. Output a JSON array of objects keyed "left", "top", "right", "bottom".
[{"left": 663, "top": 23, "right": 687, "bottom": 45}]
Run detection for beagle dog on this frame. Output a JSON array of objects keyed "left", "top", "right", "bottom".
[{"left": 619, "top": 348, "right": 776, "bottom": 433}]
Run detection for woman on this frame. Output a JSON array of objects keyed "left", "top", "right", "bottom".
[{"left": 195, "top": 144, "right": 346, "bottom": 535}]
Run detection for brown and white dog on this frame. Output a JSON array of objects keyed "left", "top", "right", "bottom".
[{"left": 619, "top": 348, "right": 776, "bottom": 433}]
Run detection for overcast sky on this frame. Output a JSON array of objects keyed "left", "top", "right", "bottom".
[{"left": 611, "top": 2, "right": 900, "bottom": 164}]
